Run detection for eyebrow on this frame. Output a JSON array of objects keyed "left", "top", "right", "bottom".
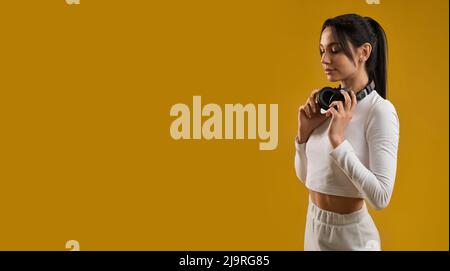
[{"left": 319, "top": 42, "right": 340, "bottom": 48}]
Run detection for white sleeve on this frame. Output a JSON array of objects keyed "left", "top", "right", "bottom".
[
  {"left": 328, "top": 101, "right": 400, "bottom": 210},
  {"left": 294, "top": 137, "right": 308, "bottom": 184}
]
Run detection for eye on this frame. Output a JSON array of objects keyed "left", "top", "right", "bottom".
[{"left": 331, "top": 47, "right": 341, "bottom": 54}]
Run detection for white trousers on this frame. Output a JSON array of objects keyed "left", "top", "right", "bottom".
[{"left": 304, "top": 195, "right": 381, "bottom": 251}]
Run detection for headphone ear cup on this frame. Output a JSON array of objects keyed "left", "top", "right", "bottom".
[
  {"left": 317, "top": 87, "right": 336, "bottom": 111},
  {"left": 328, "top": 90, "right": 346, "bottom": 111}
]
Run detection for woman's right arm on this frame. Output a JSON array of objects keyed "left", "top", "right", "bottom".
[
  {"left": 294, "top": 89, "right": 328, "bottom": 183},
  {"left": 294, "top": 136, "right": 308, "bottom": 183}
]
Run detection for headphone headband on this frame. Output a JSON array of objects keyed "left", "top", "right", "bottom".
[{"left": 339, "top": 80, "right": 375, "bottom": 101}]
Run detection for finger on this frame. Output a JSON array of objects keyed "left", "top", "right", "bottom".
[
  {"left": 308, "top": 97, "right": 316, "bottom": 113},
  {"left": 316, "top": 103, "right": 323, "bottom": 115},
  {"left": 336, "top": 101, "right": 344, "bottom": 113},
  {"left": 341, "top": 90, "right": 351, "bottom": 112},
  {"left": 329, "top": 101, "right": 343, "bottom": 113},
  {"left": 311, "top": 88, "right": 321, "bottom": 103},
  {"left": 350, "top": 90, "right": 357, "bottom": 111},
  {"left": 299, "top": 105, "right": 310, "bottom": 119},
  {"left": 328, "top": 101, "right": 336, "bottom": 113},
  {"left": 329, "top": 106, "right": 338, "bottom": 115},
  {"left": 326, "top": 106, "right": 338, "bottom": 117},
  {"left": 299, "top": 105, "right": 307, "bottom": 117},
  {"left": 304, "top": 103, "right": 312, "bottom": 118}
]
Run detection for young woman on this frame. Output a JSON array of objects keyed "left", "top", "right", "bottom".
[{"left": 294, "top": 14, "right": 400, "bottom": 251}]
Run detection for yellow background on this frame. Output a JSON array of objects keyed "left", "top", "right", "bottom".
[{"left": 0, "top": 0, "right": 447, "bottom": 250}]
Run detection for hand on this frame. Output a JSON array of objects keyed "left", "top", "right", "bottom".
[
  {"left": 325, "top": 89, "right": 357, "bottom": 148},
  {"left": 297, "top": 89, "right": 328, "bottom": 143}
]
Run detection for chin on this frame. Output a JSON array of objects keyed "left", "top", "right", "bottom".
[{"left": 326, "top": 75, "right": 340, "bottom": 82}]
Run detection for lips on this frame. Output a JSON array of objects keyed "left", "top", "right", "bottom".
[{"left": 325, "top": 68, "right": 335, "bottom": 72}]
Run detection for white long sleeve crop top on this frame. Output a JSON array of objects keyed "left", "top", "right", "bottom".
[{"left": 294, "top": 89, "right": 400, "bottom": 210}]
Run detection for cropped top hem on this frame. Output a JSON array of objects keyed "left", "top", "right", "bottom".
[{"left": 305, "top": 182, "right": 364, "bottom": 199}]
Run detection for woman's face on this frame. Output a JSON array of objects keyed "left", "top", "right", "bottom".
[{"left": 319, "top": 26, "right": 361, "bottom": 82}]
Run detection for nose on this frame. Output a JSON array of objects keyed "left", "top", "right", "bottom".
[{"left": 321, "top": 51, "right": 331, "bottom": 65}]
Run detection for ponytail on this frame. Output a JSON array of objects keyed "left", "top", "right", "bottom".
[{"left": 365, "top": 17, "right": 388, "bottom": 99}]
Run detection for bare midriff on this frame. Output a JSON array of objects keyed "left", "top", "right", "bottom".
[{"left": 309, "top": 190, "right": 364, "bottom": 214}]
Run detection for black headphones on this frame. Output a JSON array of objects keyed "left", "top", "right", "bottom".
[{"left": 316, "top": 80, "right": 375, "bottom": 111}]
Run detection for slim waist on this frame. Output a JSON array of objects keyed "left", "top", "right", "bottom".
[{"left": 308, "top": 195, "right": 368, "bottom": 225}]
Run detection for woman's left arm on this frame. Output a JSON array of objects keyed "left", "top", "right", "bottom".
[{"left": 326, "top": 91, "right": 400, "bottom": 210}]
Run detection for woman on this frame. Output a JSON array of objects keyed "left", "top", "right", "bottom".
[{"left": 294, "top": 14, "right": 400, "bottom": 251}]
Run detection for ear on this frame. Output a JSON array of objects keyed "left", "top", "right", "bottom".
[{"left": 359, "top": 42, "right": 372, "bottom": 61}]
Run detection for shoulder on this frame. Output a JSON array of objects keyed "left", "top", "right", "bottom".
[
  {"left": 368, "top": 92, "right": 399, "bottom": 122},
  {"left": 365, "top": 92, "right": 400, "bottom": 134}
]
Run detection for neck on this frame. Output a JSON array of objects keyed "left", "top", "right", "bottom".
[{"left": 340, "top": 73, "right": 370, "bottom": 94}]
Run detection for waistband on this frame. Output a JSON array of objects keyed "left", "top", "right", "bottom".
[{"left": 308, "top": 195, "right": 369, "bottom": 225}]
